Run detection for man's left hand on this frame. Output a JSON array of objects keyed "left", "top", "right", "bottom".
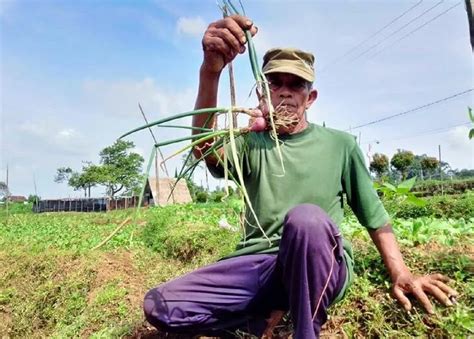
[{"left": 392, "top": 271, "right": 458, "bottom": 314}]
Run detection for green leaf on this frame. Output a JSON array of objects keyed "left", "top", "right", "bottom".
[
  {"left": 468, "top": 106, "right": 473, "bottom": 122},
  {"left": 398, "top": 177, "right": 416, "bottom": 191},
  {"left": 406, "top": 194, "right": 427, "bottom": 207},
  {"left": 469, "top": 129, "right": 474, "bottom": 139},
  {"left": 382, "top": 182, "right": 397, "bottom": 192},
  {"left": 396, "top": 187, "right": 410, "bottom": 194},
  {"left": 412, "top": 220, "right": 423, "bottom": 236}
]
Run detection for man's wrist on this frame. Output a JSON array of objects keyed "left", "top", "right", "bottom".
[
  {"left": 200, "top": 62, "right": 223, "bottom": 78},
  {"left": 388, "top": 264, "right": 411, "bottom": 282}
]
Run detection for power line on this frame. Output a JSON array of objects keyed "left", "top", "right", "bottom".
[
  {"left": 363, "top": 122, "right": 471, "bottom": 144},
  {"left": 368, "top": 2, "right": 462, "bottom": 59},
  {"left": 349, "top": 0, "right": 444, "bottom": 63},
  {"left": 320, "top": 0, "right": 424, "bottom": 74},
  {"left": 346, "top": 88, "right": 473, "bottom": 131}
]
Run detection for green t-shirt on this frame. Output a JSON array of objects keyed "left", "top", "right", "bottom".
[{"left": 209, "top": 123, "right": 389, "bottom": 302}]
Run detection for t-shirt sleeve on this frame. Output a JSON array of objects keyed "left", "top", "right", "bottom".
[
  {"left": 207, "top": 134, "right": 251, "bottom": 180},
  {"left": 342, "top": 141, "right": 390, "bottom": 230}
]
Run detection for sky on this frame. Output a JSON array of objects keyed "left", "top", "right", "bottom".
[{"left": 1, "top": 0, "right": 473, "bottom": 199}]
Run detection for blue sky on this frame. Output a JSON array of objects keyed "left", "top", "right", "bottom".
[{"left": 1, "top": 0, "right": 473, "bottom": 199}]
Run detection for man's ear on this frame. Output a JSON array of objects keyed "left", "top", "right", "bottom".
[{"left": 306, "top": 89, "right": 318, "bottom": 109}]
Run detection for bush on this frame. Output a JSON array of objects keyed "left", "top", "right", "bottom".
[
  {"left": 413, "top": 178, "right": 474, "bottom": 196},
  {"left": 429, "top": 194, "right": 474, "bottom": 219},
  {"left": 140, "top": 204, "right": 239, "bottom": 262},
  {"left": 210, "top": 191, "right": 226, "bottom": 203},
  {"left": 383, "top": 193, "right": 474, "bottom": 219},
  {"left": 195, "top": 191, "right": 208, "bottom": 203}
]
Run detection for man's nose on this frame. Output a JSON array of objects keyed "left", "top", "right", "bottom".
[{"left": 278, "top": 85, "right": 293, "bottom": 98}]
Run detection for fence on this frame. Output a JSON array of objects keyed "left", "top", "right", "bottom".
[{"left": 33, "top": 196, "right": 144, "bottom": 213}]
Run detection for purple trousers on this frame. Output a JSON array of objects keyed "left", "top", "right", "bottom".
[{"left": 144, "top": 204, "right": 347, "bottom": 338}]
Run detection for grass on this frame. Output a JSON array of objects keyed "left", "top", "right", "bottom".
[{"left": 0, "top": 201, "right": 473, "bottom": 338}]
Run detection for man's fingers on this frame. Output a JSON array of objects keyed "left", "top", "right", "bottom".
[
  {"left": 423, "top": 283, "right": 453, "bottom": 306},
  {"left": 430, "top": 273, "right": 450, "bottom": 283},
  {"left": 227, "top": 14, "right": 256, "bottom": 34},
  {"left": 393, "top": 287, "right": 412, "bottom": 312},
  {"left": 430, "top": 279, "right": 458, "bottom": 298},
  {"left": 412, "top": 286, "right": 434, "bottom": 314},
  {"left": 215, "top": 27, "right": 243, "bottom": 52},
  {"left": 203, "top": 35, "right": 233, "bottom": 61},
  {"left": 216, "top": 16, "right": 248, "bottom": 44}
]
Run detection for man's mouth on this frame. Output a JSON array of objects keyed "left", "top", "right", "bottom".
[{"left": 276, "top": 103, "right": 296, "bottom": 111}]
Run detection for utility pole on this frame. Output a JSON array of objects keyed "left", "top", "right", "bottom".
[
  {"left": 438, "top": 144, "right": 444, "bottom": 195},
  {"left": 465, "top": 0, "right": 474, "bottom": 50},
  {"left": 438, "top": 145, "right": 442, "bottom": 178}
]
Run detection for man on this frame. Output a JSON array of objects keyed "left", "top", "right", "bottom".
[{"left": 144, "top": 15, "right": 457, "bottom": 338}]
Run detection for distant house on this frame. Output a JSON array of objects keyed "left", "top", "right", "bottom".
[
  {"left": 144, "top": 177, "right": 192, "bottom": 206},
  {"left": 9, "top": 195, "right": 27, "bottom": 203}
]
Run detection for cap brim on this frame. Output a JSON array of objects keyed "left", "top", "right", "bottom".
[{"left": 263, "top": 66, "right": 314, "bottom": 82}]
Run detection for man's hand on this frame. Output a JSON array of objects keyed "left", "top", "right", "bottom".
[
  {"left": 392, "top": 270, "right": 458, "bottom": 314},
  {"left": 369, "top": 224, "right": 459, "bottom": 314},
  {"left": 201, "top": 15, "right": 258, "bottom": 74}
]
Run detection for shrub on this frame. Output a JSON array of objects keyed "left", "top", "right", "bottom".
[
  {"left": 413, "top": 178, "right": 474, "bottom": 196},
  {"left": 195, "top": 191, "right": 208, "bottom": 203},
  {"left": 384, "top": 193, "right": 474, "bottom": 219},
  {"left": 211, "top": 191, "right": 226, "bottom": 203},
  {"left": 140, "top": 204, "right": 239, "bottom": 262}
]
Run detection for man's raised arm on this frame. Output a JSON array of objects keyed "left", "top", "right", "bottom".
[{"left": 192, "top": 15, "right": 257, "bottom": 166}]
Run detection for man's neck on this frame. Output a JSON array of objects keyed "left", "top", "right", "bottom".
[{"left": 289, "top": 119, "right": 309, "bottom": 134}]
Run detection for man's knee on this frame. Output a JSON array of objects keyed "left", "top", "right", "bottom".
[
  {"left": 283, "top": 203, "right": 333, "bottom": 238},
  {"left": 143, "top": 287, "right": 170, "bottom": 330}
]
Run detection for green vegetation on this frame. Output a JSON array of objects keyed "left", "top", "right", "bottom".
[
  {"left": 413, "top": 178, "right": 474, "bottom": 196},
  {"left": 0, "top": 198, "right": 472, "bottom": 338},
  {"left": 55, "top": 140, "right": 144, "bottom": 198}
]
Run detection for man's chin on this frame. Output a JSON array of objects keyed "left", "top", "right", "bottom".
[{"left": 275, "top": 125, "right": 296, "bottom": 135}]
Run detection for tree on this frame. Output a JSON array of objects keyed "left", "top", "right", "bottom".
[
  {"left": 391, "top": 150, "right": 414, "bottom": 180},
  {"left": 420, "top": 156, "right": 439, "bottom": 179},
  {"left": 369, "top": 153, "right": 389, "bottom": 179},
  {"left": 28, "top": 194, "right": 41, "bottom": 203},
  {"left": 54, "top": 167, "right": 73, "bottom": 183},
  {"left": 0, "top": 181, "right": 9, "bottom": 201},
  {"left": 55, "top": 165, "right": 97, "bottom": 197},
  {"left": 54, "top": 140, "right": 144, "bottom": 198},
  {"left": 97, "top": 140, "right": 144, "bottom": 198}
]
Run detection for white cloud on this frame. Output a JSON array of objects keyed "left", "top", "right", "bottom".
[
  {"left": 82, "top": 77, "right": 196, "bottom": 119},
  {"left": 176, "top": 16, "right": 206, "bottom": 38},
  {"left": 444, "top": 126, "right": 474, "bottom": 169},
  {"left": 17, "top": 120, "right": 88, "bottom": 156}
]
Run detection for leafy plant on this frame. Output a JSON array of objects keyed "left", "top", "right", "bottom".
[{"left": 374, "top": 177, "right": 426, "bottom": 207}]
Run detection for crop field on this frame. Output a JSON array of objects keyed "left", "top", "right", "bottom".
[{"left": 0, "top": 195, "right": 473, "bottom": 338}]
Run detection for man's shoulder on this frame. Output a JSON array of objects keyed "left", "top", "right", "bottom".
[{"left": 311, "top": 123, "right": 357, "bottom": 148}]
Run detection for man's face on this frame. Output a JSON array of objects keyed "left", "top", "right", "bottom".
[{"left": 264, "top": 72, "right": 318, "bottom": 134}]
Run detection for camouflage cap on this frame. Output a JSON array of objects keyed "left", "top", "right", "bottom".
[{"left": 262, "top": 48, "right": 315, "bottom": 82}]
